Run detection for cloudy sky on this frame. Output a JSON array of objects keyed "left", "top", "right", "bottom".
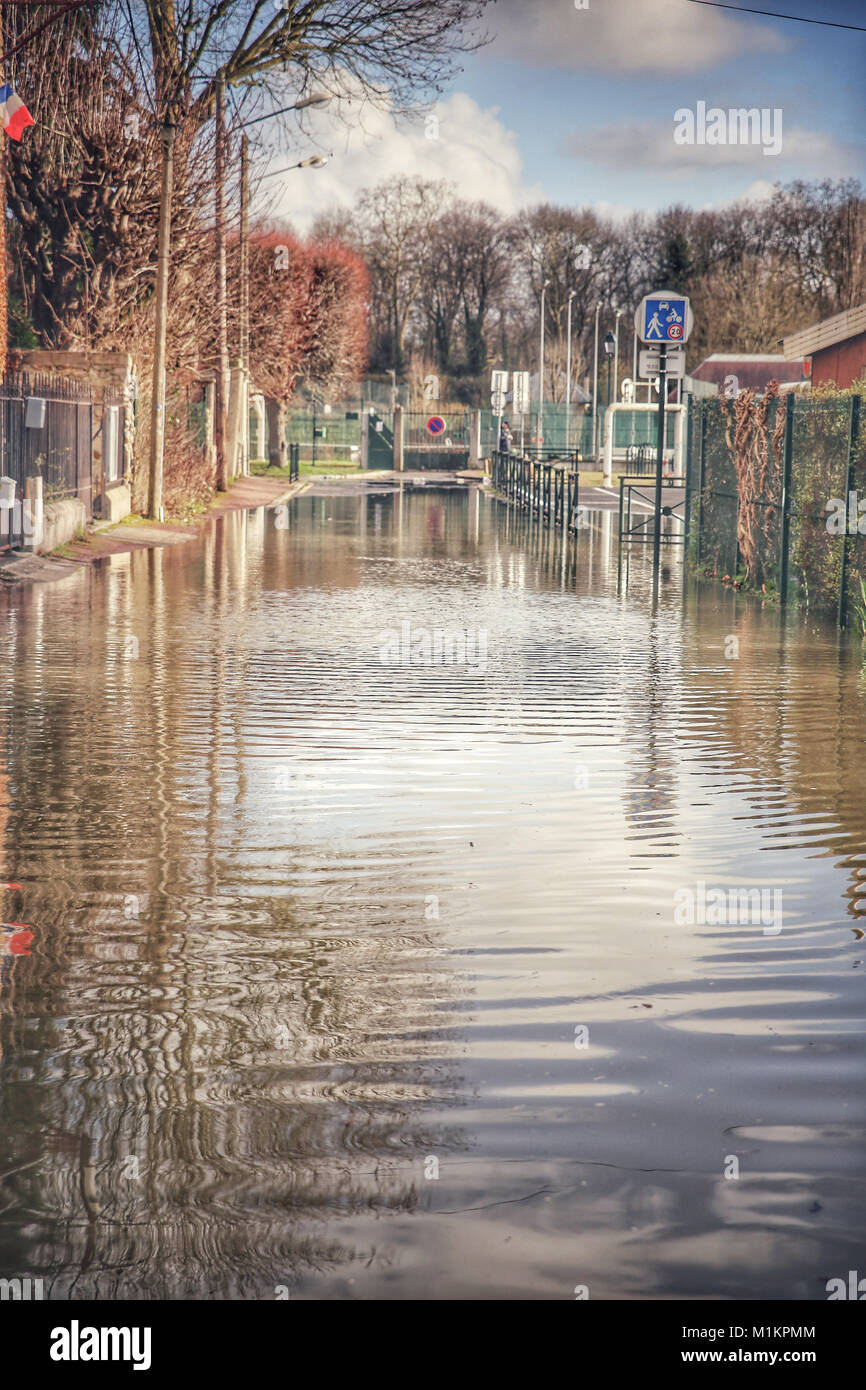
[{"left": 252, "top": 0, "right": 866, "bottom": 228}]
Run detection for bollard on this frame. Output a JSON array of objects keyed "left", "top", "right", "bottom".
[{"left": 23, "top": 475, "right": 44, "bottom": 552}]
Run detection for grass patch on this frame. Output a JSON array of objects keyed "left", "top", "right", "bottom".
[
  {"left": 250, "top": 460, "right": 294, "bottom": 479},
  {"left": 300, "top": 460, "right": 362, "bottom": 476},
  {"left": 250, "top": 458, "right": 363, "bottom": 479}
]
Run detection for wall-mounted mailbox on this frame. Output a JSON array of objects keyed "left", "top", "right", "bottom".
[{"left": 25, "top": 397, "right": 47, "bottom": 429}]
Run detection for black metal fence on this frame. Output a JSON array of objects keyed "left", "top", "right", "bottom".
[
  {"left": 686, "top": 392, "right": 866, "bottom": 627},
  {"left": 1, "top": 371, "right": 93, "bottom": 551},
  {"left": 624, "top": 444, "right": 656, "bottom": 475},
  {"left": 490, "top": 450, "right": 582, "bottom": 531}
]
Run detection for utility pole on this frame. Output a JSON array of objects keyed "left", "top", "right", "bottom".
[
  {"left": 565, "top": 289, "right": 575, "bottom": 456},
  {"left": 214, "top": 72, "right": 228, "bottom": 491},
  {"left": 592, "top": 304, "right": 601, "bottom": 463},
  {"left": 147, "top": 109, "right": 177, "bottom": 520},
  {"left": 238, "top": 131, "right": 250, "bottom": 475},
  {"left": 240, "top": 133, "right": 249, "bottom": 375},
  {"left": 538, "top": 278, "right": 550, "bottom": 461}
]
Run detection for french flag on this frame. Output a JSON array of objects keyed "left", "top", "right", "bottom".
[{"left": 0, "top": 84, "right": 34, "bottom": 140}]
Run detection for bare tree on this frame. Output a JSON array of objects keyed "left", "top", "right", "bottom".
[
  {"left": 445, "top": 202, "right": 509, "bottom": 375},
  {"left": 123, "top": 0, "right": 490, "bottom": 118},
  {"left": 356, "top": 176, "right": 450, "bottom": 371}
]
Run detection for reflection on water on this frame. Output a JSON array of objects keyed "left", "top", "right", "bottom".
[{"left": 0, "top": 486, "right": 864, "bottom": 1299}]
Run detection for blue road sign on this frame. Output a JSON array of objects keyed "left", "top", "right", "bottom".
[{"left": 637, "top": 293, "right": 690, "bottom": 344}]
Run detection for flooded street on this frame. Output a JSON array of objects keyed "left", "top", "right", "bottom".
[{"left": 1, "top": 484, "right": 864, "bottom": 1300}]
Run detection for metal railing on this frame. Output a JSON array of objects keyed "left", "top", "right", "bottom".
[
  {"left": 1, "top": 371, "right": 93, "bottom": 551},
  {"left": 624, "top": 444, "right": 655, "bottom": 475},
  {"left": 619, "top": 474, "right": 687, "bottom": 544},
  {"left": 490, "top": 450, "right": 582, "bottom": 532}
]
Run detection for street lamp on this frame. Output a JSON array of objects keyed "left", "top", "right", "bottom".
[
  {"left": 236, "top": 92, "right": 331, "bottom": 129},
  {"left": 565, "top": 288, "right": 576, "bottom": 454},
  {"left": 592, "top": 303, "right": 602, "bottom": 463},
  {"left": 603, "top": 330, "right": 616, "bottom": 471},
  {"left": 603, "top": 336, "right": 617, "bottom": 397},
  {"left": 613, "top": 307, "right": 623, "bottom": 405},
  {"left": 538, "top": 277, "right": 551, "bottom": 461},
  {"left": 603, "top": 329, "right": 615, "bottom": 402},
  {"left": 259, "top": 151, "right": 332, "bottom": 180}
]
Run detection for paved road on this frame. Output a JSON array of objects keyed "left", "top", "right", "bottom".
[
  {"left": 302, "top": 471, "right": 687, "bottom": 517},
  {"left": 580, "top": 483, "right": 686, "bottom": 513}
]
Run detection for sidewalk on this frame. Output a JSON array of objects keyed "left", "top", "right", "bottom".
[{"left": 0, "top": 474, "right": 311, "bottom": 585}]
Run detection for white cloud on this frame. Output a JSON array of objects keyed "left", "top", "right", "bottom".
[
  {"left": 593, "top": 199, "right": 641, "bottom": 223},
  {"left": 252, "top": 90, "right": 542, "bottom": 229},
  {"left": 700, "top": 179, "right": 780, "bottom": 211},
  {"left": 565, "top": 116, "right": 852, "bottom": 174},
  {"left": 488, "top": 0, "right": 787, "bottom": 75}
]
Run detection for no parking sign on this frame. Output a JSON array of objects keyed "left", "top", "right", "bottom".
[{"left": 426, "top": 416, "right": 446, "bottom": 436}]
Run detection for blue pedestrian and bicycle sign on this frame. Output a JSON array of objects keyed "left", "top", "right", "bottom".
[{"left": 635, "top": 291, "right": 693, "bottom": 344}]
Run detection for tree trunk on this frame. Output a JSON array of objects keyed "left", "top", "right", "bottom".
[
  {"left": 265, "top": 396, "right": 288, "bottom": 468},
  {"left": 0, "top": 132, "right": 7, "bottom": 374}
]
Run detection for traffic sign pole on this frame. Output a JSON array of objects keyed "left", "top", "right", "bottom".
[{"left": 653, "top": 344, "right": 667, "bottom": 578}]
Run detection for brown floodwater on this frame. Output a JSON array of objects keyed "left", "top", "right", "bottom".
[{"left": 0, "top": 483, "right": 864, "bottom": 1300}]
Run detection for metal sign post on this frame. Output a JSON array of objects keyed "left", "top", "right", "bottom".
[
  {"left": 491, "top": 369, "right": 509, "bottom": 455},
  {"left": 512, "top": 371, "right": 529, "bottom": 455},
  {"left": 639, "top": 346, "right": 685, "bottom": 379},
  {"left": 634, "top": 292, "right": 693, "bottom": 580},
  {"left": 652, "top": 344, "right": 667, "bottom": 577}
]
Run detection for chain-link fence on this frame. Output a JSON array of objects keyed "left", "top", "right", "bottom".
[
  {"left": 686, "top": 391, "right": 865, "bottom": 627},
  {"left": 481, "top": 405, "right": 596, "bottom": 458}
]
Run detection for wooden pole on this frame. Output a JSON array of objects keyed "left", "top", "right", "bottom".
[
  {"left": 240, "top": 133, "right": 249, "bottom": 374},
  {"left": 214, "top": 73, "right": 228, "bottom": 491},
  {"left": 239, "top": 132, "right": 249, "bottom": 476},
  {"left": 147, "top": 115, "right": 177, "bottom": 519}
]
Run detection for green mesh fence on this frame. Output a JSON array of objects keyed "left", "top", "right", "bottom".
[
  {"left": 687, "top": 393, "right": 864, "bottom": 623},
  {"left": 283, "top": 406, "right": 362, "bottom": 462},
  {"left": 787, "top": 397, "right": 851, "bottom": 610},
  {"left": 688, "top": 398, "right": 738, "bottom": 579},
  {"left": 481, "top": 407, "right": 595, "bottom": 457},
  {"left": 611, "top": 410, "right": 676, "bottom": 451}
]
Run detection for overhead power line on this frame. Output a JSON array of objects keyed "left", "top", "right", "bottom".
[{"left": 684, "top": 0, "right": 866, "bottom": 32}]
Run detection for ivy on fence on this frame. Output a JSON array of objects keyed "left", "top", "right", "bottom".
[{"left": 688, "top": 382, "right": 866, "bottom": 626}]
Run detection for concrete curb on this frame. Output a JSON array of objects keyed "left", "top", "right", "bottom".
[
  {"left": 269, "top": 478, "right": 314, "bottom": 507},
  {"left": 0, "top": 552, "right": 81, "bottom": 585},
  {"left": 1, "top": 475, "right": 311, "bottom": 587}
]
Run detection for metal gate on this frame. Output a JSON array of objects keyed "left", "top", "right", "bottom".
[
  {"left": 367, "top": 410, "right": 394, "bottom": 469},
  {"left": 1, "top": 371, "right": 93, "bottom": 552},
  {"left": 404, "top": 412, "right": 470, "bottom": 471}
]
